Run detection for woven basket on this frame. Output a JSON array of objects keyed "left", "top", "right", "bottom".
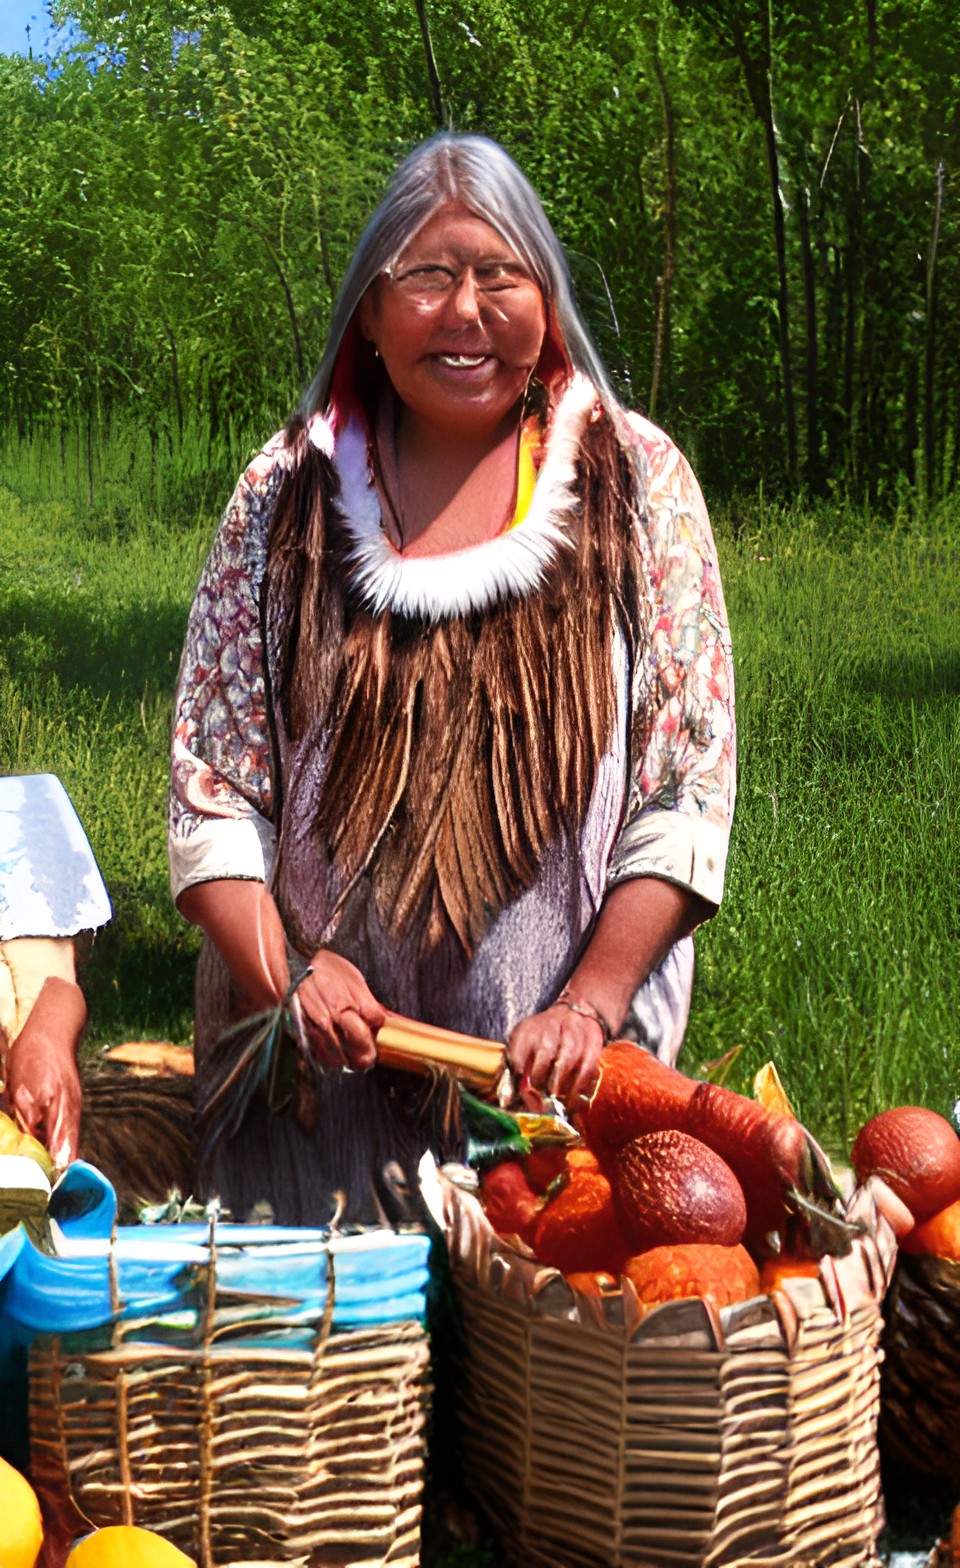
[
  {"left": 422, "top": 1163, "right": 896, "bottom": 1568},
  {"left": 78, "top": 1049, "right": 196, "bottom": 1216},
  {"left": 28, "top": 1227, "right": 431, "bottom": 1566},
  {"left": 879, "top": 1250, "right": 960, "bottom": 1482}
]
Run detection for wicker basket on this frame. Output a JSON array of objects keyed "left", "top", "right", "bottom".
[
  {"left": 879, "top": 1250, "right": 960, "bottom": 1482},
  {"left": 78, "top": 1048, "right": 196, "bottom": 1217},
  {"left": 422, "top": 1162, "right": 896, "bottom": 1568},
  {"left": 27, "top": 1224, "right": 431, "bottom": 1566}
]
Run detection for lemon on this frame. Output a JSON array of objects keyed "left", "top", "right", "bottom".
[
  {"left": 0, "top": 1115, "right": 22, "bottom": 1157},
  {"left": 66, "top": 1526, "right": 196, "bottom": 1568},
  {"left": 0, "top": 1113, "right": 53, "bottom": 1181},
  {"left": 0, "top": 1456, "right": 43, "bottom": 1568}
]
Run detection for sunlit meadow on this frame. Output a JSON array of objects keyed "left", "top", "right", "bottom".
[{"left": 2, "top": 430, "right": 958, "bottom": 1158}]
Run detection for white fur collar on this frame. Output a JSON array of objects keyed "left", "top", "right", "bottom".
[{"left": 328, "top": 374, "right": 598, "bottom": 621}]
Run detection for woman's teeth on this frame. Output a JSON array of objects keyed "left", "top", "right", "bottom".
[{"left": 438, "top": 353, "right": 488, "bottom": 367}]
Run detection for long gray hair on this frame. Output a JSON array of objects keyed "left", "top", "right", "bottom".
[{"left": 300, "top": 132, "right": 619, "bottom": 418}]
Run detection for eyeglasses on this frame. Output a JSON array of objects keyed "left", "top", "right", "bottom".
[{"left": 383, "top": 259, "right": 538, "bottom": 306}]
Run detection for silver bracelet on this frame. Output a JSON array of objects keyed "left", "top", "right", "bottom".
[{"left": 554, "top": 987, "right": 612, "bottom": 1042}]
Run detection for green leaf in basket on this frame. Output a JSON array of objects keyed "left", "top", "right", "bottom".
[{"left": 460, "top": 1090, "right": 531, "bottom": 1169}]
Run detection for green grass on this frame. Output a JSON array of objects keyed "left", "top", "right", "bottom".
[
  {"left": 0, "top": 484, "right": 211, "bottom": 1045},
  {"left": 687, "top": 499, "right": 960, "bottom": 1154},
  {"left": 1, "top": 458, "right": 959, "bottom": 1161}
]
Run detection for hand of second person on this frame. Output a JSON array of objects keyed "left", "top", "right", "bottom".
[
  {"left": 294, "top": 950, "right": 386, "bottom": 1073},
  {"left": 5, "top": 976, "right": 86, "bottom": 1169},
  {"left": 507, "top": 1004, "right": 605, "bottom": 1109}
]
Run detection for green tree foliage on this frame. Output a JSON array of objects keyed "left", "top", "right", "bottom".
[{"left": 1, "top": 0, "right": 958, "bottom": 501}]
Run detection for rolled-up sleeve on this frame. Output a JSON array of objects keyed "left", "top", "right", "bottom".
[
  {"left": 606, "top": 415, "right": 736, "bottom": 908},
  {"left": 168, "top": 434, "right": 288, "bottom": 902}
]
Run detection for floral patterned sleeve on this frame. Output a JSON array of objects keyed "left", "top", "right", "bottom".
[
  {"left": 168, "top": 431, "right": 291, "bottom": 902},
  {"left": 606, "top": 413, "right": 736, "bottom": 908}
]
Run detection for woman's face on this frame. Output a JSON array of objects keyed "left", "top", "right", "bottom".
[{"left": 359, "top": 202, "right": 547, "bottom": 439}]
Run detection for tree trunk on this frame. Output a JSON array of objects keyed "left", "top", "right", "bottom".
[
  {"left": 649, "top": 37, "right": 677, "bottom": 421},
  {"left": 412, "top": 0, "right": 445, "bottom": 127},
  {"left": 729, "top": 11, "right": 798, "bottom": 483},
  {"left": 269, "top": 250, "right": 305, "bottom": 384},
  {"left": 760, "top": 100, "right": 797, "bottom": 482},
  {"left": 864, "top": 0, "right": 877, "bottom": 74},
  {"left": 923, "top": 162, "right": 944, "bottom": 500},
  {"left": 797, "top": 185, "right": 819, "bottom": 490}
]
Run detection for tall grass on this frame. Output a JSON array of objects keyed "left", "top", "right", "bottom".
[
  {"left": 690, "top": 500, "right": 960, "bottom": 1150},
  {"left": 1, "top": 439, "right": 958, "bottom": 1159}
]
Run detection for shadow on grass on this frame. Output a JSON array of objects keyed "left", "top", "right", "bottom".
[
  {"left": 82, "top": 908, "right": 201, "bottom": 1047},
  {"left": 3, "top": 587, "right": 190, "bottom": 706},
  {"left": 848, "top": 652, "right": 960, "bottom": 701}
]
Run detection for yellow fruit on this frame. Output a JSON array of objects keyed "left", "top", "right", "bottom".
[
  {"left": 0, "top": 1456, "right": 43, "bottom": 1568},
  {"left": 0, "top": 1116, "right": 21, "bottom": 1156},
  {"left": 67, "top": 1527, "right": 196, "bottom": 1567},
  {"left": 0, "top": 1113, "right": 53, "bottom": 1181}
]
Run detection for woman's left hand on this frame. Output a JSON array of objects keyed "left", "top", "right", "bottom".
[{"left": 507, "top": 1005, "right": 605, "bottom": 1109}]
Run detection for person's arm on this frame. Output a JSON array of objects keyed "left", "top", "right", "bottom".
[
  {"left": 4, "top": 976, "right": 85, "bottom": 1169},
  {"left": 170, "top": 441, "right": 384, "bottom": 1073},
  {"left": 509, "top": 420, "right": 735, "bottom": 1104},
  {"left": 177, "top": 879, "right": 383, "bottom": 1070},
  {"left": 508, "top": 879, "right": 709, "bottom": 1104}
]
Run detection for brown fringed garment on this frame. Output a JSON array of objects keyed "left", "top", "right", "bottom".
[{"left": 265, "top": 412, "right": 648, "bottom": 960}]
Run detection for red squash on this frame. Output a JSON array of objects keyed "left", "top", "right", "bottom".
[
  {"left": 579, "top": 1041, "right": 698, "bottom": 1159},
  {"left": 684, "top": 1080, "right": 811, "bottom": 1254},
  {"left": 851, "top": 1107, "right": 960, "bottom": 1221}
]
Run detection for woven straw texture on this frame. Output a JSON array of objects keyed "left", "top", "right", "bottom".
[
  {"left": 28, "top": 1241, "right": 430, "bottom": 1566},
  {"left": 423, "top": 1164, "right": 896, "bottom": 1568},
  {"left": 78, "top": 1053, "right": 196, "bottom": 1215},
  {"left": 880, "top": 1251, "right": 960, "bottom": 1482}
]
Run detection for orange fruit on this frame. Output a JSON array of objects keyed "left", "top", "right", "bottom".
[
  {"left": 0, "top": 1456, "right": 43, "bottom": 1568},
  {"left": 478, "top": 1160, "right": 542, "bottom": 1246},
  {"left": 523, "top": 1144, "right": 599, "bottom": 1194},
  {"left": 624, "top": 1244, "right": 760, "bottom": 1311},
  {"left": 901, "top": 1199, "right": 960, "bottom": 1260},
  {"left": 66, "top": 1525, "right": 196, "bottom": 1566},
  {"left": 684, "top": 1080, "right": 811, "bottom": 1256},
  {"left": 564, "top": 1270, "right": 621, "bottom": 1296},
  {"left": 759, "top": 1255, "right": 822, "bottom": 1293},
  {"left": 533, "top": 1170, "right": 631, "bottom": 1275},
  {"left": 522, "top": 1146, "right": 569, "bottom": 1193}
]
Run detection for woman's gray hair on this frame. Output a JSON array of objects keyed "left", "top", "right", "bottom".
[{"left": 301, "top": 132, "right": 618, "bottom": 418}]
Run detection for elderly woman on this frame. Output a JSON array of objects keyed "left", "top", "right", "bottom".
[{"left": 169, "top": 133, "right": 735, "bottom": 1224}]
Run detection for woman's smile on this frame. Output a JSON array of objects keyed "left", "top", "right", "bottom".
[{"left": 435, "top": 352, "right": 491, "bottom": 368}]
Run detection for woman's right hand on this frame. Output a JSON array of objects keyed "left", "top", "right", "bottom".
[{"left": 295, "top": 950, "right": 385, "bottom": 1073}]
